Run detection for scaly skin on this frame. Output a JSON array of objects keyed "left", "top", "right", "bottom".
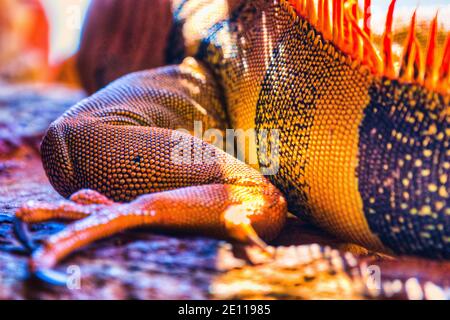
[{"left": 14, "top": 0, "right": 449, "bottom": 295}]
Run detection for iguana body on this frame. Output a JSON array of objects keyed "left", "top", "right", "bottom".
[{"left": 15, "top": 0, "right": 449, "bottom": 290}]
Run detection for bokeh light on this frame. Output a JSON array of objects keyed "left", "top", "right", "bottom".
[{"left": 40, "top": 0, "right": 91, "bottom": 65}]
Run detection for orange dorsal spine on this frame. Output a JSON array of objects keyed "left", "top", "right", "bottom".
[
  {"left": 439, "top": 34, "right": 450, "bottom": 92},
  {"left": 383, "top": 0, "right": 396, "bottom": 79},
  {"left": 424, "top": 14, "right": 438, "bottom": 89},
  {"left": 306, "top": 0, "right": 317, "bottom": 26},
  {"left": 351, "top": 2, "right": 362, "bottom": 59},
  {"left": 399, "top": 10, "right": 417, "bottom": 82},
  {"left": 413, "top": 38, "right": 424, "bottom": 83},
  {"left": 286, "top": 0, "right": 448, "bottom": 94},
  {"left": 363, "top": 0, "right": 372, "bottom": 58},
  {"left": 322, "top": 0, "right": 332, "bottom": 40}
]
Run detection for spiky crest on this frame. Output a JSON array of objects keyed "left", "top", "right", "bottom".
[{"left": 287, "top": 0, "right": 449, "bottom": 94}]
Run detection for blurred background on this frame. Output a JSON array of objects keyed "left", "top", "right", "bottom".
[
  {"left": 0, "top": 0, "right": 90, "bottom": 84},
  {"left": 0, "top": 0, "right": 448, "bottom": 88}
]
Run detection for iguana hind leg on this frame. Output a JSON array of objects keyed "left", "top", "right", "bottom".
[
  {"left": 19, "top": 181, "right": 285, "bottom": 283},
  {"left": 14, "top": 58, "right": 287, "bottom": 283}
]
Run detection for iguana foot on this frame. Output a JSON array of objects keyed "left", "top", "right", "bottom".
[
  {"left": 14, "top": 190, "right": 112, "bottom": 252},
  {"left": 14, "top": 189, "right": 273, "bottom": 286}
]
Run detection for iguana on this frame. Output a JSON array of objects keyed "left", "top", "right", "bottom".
[{"left": 13, "top": 0, "right": 449, "bottom": 294}]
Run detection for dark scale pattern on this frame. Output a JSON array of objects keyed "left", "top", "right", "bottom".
[
  {"left": 196, "top": 0, "right": 296, "bottom": 164},
  {"left": 255, "top": 33, "right": 315, "bottom": 218},
  {"left": 166, "top": 0, "right": 197, "bottom": 64},
  {"left": 358, "top": 79, "right": 450, "bottom": 258},
  {"left": 255, "top": 14, "right": 383, "bottom": 250}
]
